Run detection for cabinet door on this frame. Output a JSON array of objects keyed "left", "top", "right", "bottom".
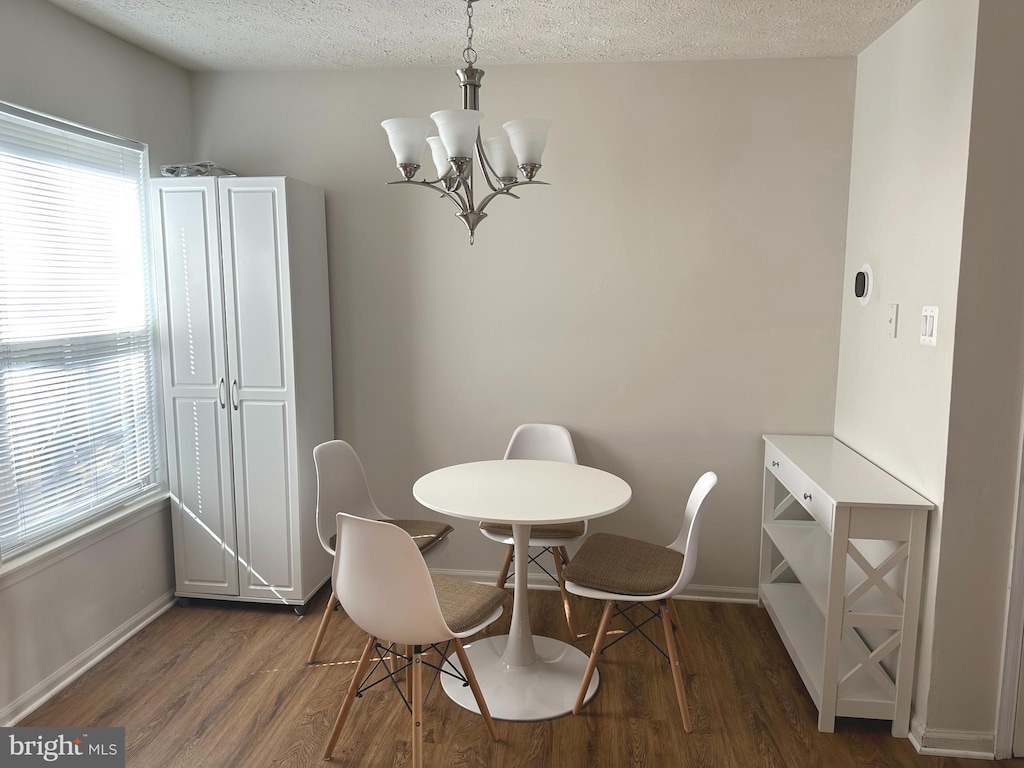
[
  {"left": 218, "top": 178, "right": 297, "bottom": 600},
  {"left": 152, "top": 179, "right": 239, "bottom": 595}
]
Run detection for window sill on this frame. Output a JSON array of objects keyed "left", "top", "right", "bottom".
[{"left": 0, "top": 490, "right": 171, "bottom": 590}]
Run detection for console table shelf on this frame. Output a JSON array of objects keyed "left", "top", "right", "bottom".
[
  {"left": 758, "top": 435, "right": 933, "bottom": 737},
  {"left": 761, "top": 583, "right": 895, "bottom": 712}
]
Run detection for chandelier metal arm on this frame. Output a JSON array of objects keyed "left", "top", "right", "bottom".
[
  {"left": 462, "top": 174, "right": 475, "bottom": 215},
  {"left": 477, "top": 177, "right": 552, "bottom": 211},
  {"left": 475, "top": 134, "right": 500, "bottom": 194},
  {"left": 386, "top": 179, "right": 468, "bottom": 212},
  {"left": 476, "top": 189, "right": 515, "bottom": 215},
  {"left": 442, "top": 182, "right": 471, "bottom": 212}
]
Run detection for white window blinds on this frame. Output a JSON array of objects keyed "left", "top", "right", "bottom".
[{"left": 0, "top": 103, "right": 161, "bottom": 561}]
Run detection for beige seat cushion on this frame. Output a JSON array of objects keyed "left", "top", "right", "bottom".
[
  {"left": 431, "top": 574, "right": 507, "bottom": 634},
  {"left": 563, "top": 532, "right": 683, "bottom": 597},
  {"left": 328, "top": 518, "right": 453, "bottom": 553},
  {"left": 388, "top": 519, "right": 454, "bottom": 552},
  {"left": 479, "top": 520, "right": 585, "bottom": 539}
]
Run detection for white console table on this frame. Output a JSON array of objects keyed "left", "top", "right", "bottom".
[{"left": 758, "top": 435, "right": 933, "bottom": 737}]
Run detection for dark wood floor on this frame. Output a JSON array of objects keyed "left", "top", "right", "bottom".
[{"left": 20, "top": 585, "right": 1022, "bottom": 767}]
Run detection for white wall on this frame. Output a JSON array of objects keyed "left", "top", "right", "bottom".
[
  {"left": 837, "top": 0, "right": 1024, "bottom": 750},
  {"left": 834, "top": 0, "right": 979, "bottom": 738},
  {"left": 0, "top": 0, "right": 191, "bottom": 722},
  {"left": 192, "top": 58, "right": 856, "bottom": 593},
  {"left": 936, "top": 0, "right": 1024, "bottom": 747}
]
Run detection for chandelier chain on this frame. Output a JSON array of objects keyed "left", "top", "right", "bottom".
[{"left": 463, "top": 0, "right": 478, "bottom": 66}]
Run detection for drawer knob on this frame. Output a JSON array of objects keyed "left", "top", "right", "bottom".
[
  {"left": 771, "top": 461, "right": 779, "bottom": 468},
  {"left": 803, "top": 492, "right": 812, "bottom": 501}
]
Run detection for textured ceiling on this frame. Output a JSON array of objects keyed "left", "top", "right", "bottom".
[{"left": 44, "top": 0, "right": 920, "bottom": 72}]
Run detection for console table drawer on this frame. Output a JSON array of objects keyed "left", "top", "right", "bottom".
[{"left": 765, "top": 442, "right": 833, "bottom": 532}]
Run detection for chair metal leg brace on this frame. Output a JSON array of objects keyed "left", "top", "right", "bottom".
[
  {"left": 323, "top": 639, "right": 475, "bottom": 762},
  {"left": 572, "top": 600, "right": 694, "bottom": 734},
  {"left": 352, "top": 641, "right": 468, "bottom": 714},
  {"left": 502, "top": 546, "right": 560, "bottom": 585},
  {"left": 322, "top": 637, "right": 495, "bottom": 762},
  {"left": 599, "top": 602, "right": 669, "bottom": 660}
]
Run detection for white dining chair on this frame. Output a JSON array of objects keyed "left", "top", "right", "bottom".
[
  {"left": 322, "top": 513, "right": 505, "bottom": 767},
  {"left": 308, "top": 440, "right": 454, "bottom": 664},
  {"left": 478, "top": 423, "right": 585, "bottom": 637},
  {"left": 563, "top": 470, "right": 718, "bottom": 733}
]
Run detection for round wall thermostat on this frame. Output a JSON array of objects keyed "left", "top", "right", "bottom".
[{"left": 855, "top": 263, "right": 872, "bottom": 305}]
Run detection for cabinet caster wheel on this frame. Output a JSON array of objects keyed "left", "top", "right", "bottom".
[
  {"left": 177, "top": 597, "right": 192, "bottom": 608},
  {"left": 294, "top": 605, "right": 307, "bottom": 616}
]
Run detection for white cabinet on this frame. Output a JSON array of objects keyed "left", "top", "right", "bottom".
[
  {"left": 758, "top": 435, "right": 932, "bottom": 737},
  {"left": 151, "top": 176, "right": 334, "bottom": 611}
]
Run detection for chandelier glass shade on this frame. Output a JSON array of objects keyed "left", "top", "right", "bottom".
[{"left": 380, "top": 0, "right": 551, "bottom": 244}]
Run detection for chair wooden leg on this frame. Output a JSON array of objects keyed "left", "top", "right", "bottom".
[
  {"left": 307, "top": 592, "right": 338, "bottom": 664},
  {"left": 552, "top": 547, "right": 579, "bottom": 639},
  {"left": 411, "top": 647, "right": 424, "bottom": 768},
  {"left": 453, "top": 638, "right": 499, "bottom": 741},
  {"left": 323, "top": 634, "right": 376, "bottom": 760},
  {"left": 666, "top": 598, "right": 693, "bottom": 676},
  {"left": 659, "top": 602, "right": 692, "bottom": 733},
  {"left": 384, "top": 643, "right": 395, "bottom": 679},
  {"left": 574, "top": 600, "right": 614, "bottom": 714},
  {"left": 496, "top": 545, "right": 514, "bottom": 587}
]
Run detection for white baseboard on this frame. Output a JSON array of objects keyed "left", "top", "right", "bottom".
[
  {"left": 679, "top": 583, "right": 759, "bottom": 604},
  {"left": 909, "top": 718, "right": 996, "bottom": 760},
  {"left": 429, "top": 568, "right": 759, "bottom": 604},
  {"left": 1, "top": 590, "right": 176, "bottom": 726}
]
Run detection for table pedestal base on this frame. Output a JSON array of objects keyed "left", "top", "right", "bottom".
[{"left": 441, "top": 635, "right": 599, "bottom": 721}]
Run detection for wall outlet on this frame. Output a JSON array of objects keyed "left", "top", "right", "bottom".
[
  {"left": 920, "top": 306, "right": 938, "bottom": 346},
  {"left": 888, "top": 303, "right": 899, "bottom": 338}
]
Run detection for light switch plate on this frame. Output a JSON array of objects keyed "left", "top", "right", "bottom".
[
  {"left": 921, "top": 306, "right": 938, "bottom": 346},
  {"left": 888, "top": 303, "right": 899, "bottom": 338}
]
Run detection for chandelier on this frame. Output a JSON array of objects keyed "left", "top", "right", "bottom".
[{"left": 380, "top": 0, "right": 551, "bottom": 244}]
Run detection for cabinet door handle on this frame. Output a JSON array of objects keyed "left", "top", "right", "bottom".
[
  {"left": 803, "top": 492, "right": 812, "bottom": 501},
  {"left": 217, "top": 377, "right": 226, "bottom": 409},
  {"left": 231, "top": 379, "right": 239, "bottom": 411},
  {"left": 771, "top": 461, "right": 779, "bottom": 468}
]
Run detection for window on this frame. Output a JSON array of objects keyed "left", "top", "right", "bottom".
[{"left": 0, "top": 103, "right": 161, "bottom": 561}]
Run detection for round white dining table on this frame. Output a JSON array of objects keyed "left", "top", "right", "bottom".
[{"left": 413, "top": 459, "right": 632, "bottom": 721}]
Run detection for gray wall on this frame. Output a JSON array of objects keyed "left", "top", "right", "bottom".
[
  {"left": 0, "top": 0, "right": 192, "bottom": 175},
  {"left": 192, "top": 58, "right": 857, "bottom": 593},
  {"left": 0, "top": 0, "right": 190, "bottom": 722}
]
